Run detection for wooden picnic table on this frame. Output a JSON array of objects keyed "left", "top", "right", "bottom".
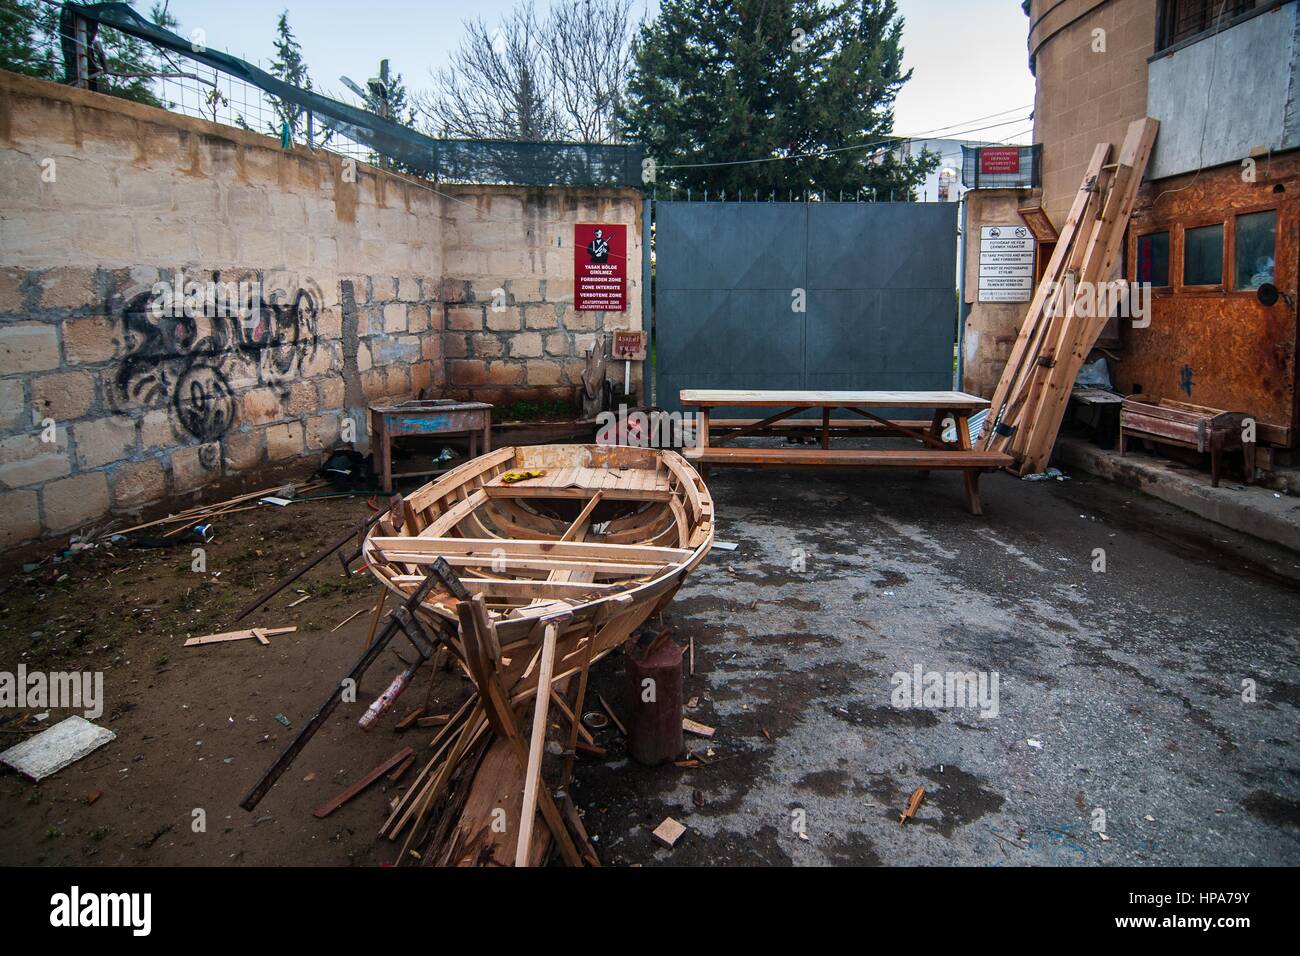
[{"left": 678, "top": 389, "right": 1013, "bottom": 515}]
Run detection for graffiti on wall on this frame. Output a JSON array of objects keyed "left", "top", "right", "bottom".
[{"left": 115, "top": 272, "right": 322, "bottom": 449}]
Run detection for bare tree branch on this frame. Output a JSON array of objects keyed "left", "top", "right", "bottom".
[{"left": 413, "top": 0, "right": 635, "bottom": 144}]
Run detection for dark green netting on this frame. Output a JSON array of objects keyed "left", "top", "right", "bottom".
[{"left": 69, "top": 2, "right": 643, "bottom": 188}]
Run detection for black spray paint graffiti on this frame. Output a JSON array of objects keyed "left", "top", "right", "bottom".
[{"left": 116, "top": 274, "right": 320, "bottom": 450}]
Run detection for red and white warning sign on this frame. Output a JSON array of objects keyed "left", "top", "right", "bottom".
[{"left": 574, "top": 223, "right": 627, "bottom": 312}]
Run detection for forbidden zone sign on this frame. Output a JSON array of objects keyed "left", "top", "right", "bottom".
[{"left": 574, "top": 223, "right": 627, "bottom": 312}]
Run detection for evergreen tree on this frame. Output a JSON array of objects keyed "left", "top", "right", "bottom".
[
  {"left": 0, "top": 0, "right": 54, "bottom": 80},
  {"left": 0, "top": 0, "right": 176, "bottom": 108},
  {"left": 621, "top": 0, "right": 936, "bottom": 198},
  {"left": 266, "top": 10, "right": 318, "bottom": 144}
]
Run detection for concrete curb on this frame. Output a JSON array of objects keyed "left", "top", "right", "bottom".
[{"left": 1054, "top": 438, "right": 1300, "bottom": 553}]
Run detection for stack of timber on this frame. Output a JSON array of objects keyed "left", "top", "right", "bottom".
[
  {"left": 980, "top": 117, "right": 1159, "bottom": 476},
  {"left": 359, "top": 444, "right": 714, "bottom": 866}
]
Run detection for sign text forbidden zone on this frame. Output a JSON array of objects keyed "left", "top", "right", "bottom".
[{"left": 978, "top": 224, "right": 1035, "bottom": 303}]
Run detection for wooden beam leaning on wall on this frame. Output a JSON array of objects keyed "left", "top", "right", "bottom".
[{"left": 982, "top": 118, "right": 1159, "bottom": 476}]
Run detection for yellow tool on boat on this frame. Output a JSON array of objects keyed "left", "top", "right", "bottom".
[{"left": 499, "top": 469, "right": 547, "bottom": 484}]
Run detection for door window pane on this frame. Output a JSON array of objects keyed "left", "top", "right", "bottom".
[
  {"left": 1234, "top": 210, "right": 1276, "bottom": 290},
  {"left": 1136, "top": 232, "right": 1170, "bottom": 287},
  {"left": 1184, "top": 223, "right": 1223, "bottom": 286}
]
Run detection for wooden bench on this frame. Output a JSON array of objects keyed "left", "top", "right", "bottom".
[
  {"left": 684, "top": 447, "right": 1012, "bottom": 515},
  {"left": 679, "top": 389, "right": 1009, "bottom": 515},
  {"left": 1120, "top": 397, "right": 1255, "bottom": 488}
]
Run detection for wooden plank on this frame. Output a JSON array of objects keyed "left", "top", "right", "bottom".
[
  {"left": 184, "top": 626, "right": 295, "bottom": 647},
  {"left": 371, "top": 537, "right": 692, "bottom": 563},
  {"left": 684, "top": 447, "right": 1013, "bottom": 469},
  {"left": 683, "top": 718, "right": 715, "bottom": 738},
  {"left": 483, "top": 484, "right": 671, "bottom": 502},
  {"left": 983, "top": 142, "right": 1112, "bottom": 445},
  {"left": 417, "top": 489, "right": 489, "bottom": 539},
  {"left": 514, "top": 623, "right": 559, "bottom": 867},
  {"left": 679, "top": 389, "right": 991, "bottom": 409},
  {"left": 406, "top": 448, "right": 514, "bottom": 515},
  {"left": 652, "top": 816, "right": 687, "bottom": 848},
  {"left": 379, "top": 553, "right": 670, "bottom": 577},
  {"left": 1017, "top": 118, "right": 1159, "bottom": 474},
  {"left": 710, "top": 406, "right": 804, "bottom": 446},
  {"left": 660, "top": 452, "right": 705, "bottom": 524},
  {"left": 313, "top": 746, "right": 414, "bottom": 818},
  {"left": 709, "top": 418, "right": 933, "bottom": 431},
  {"left": 560, "top": 491, "right": 604, "bottom": 542}
]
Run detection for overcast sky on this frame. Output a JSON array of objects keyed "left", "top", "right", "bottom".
[{"left": 159, "top": 0, "right": 1035, "bottom": 144}]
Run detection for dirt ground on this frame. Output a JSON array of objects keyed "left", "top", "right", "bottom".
[{"left": 1, "top": 462, "right": 1298, "bottom": 866}]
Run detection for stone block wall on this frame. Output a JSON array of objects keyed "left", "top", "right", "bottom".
[
  {"left": 0, "top": 71, "right": 644, "bottom": 547},
  {"left": 437, "top": 186, "right": 643, "bottom": 408}
]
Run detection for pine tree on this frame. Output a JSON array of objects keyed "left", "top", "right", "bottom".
[
  {"left": 0, "top": 0, "right": 176, "bottom": 108},
  {"left": 0, "top": 0, "right": 54, "bottom": 80},
  {"left": 267, "top": 10, "right": 315, "bottom": 143},
  {"left": 621, "top": 0, "right": 936, "bottom": 198}
]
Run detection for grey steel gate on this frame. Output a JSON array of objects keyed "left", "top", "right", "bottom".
[{"left": 654, "top": 200, "right": 959, "bottom": 413}]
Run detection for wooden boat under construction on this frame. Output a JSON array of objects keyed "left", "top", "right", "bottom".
[{"left": 361, "top": 444, "right": 714, "bottom": 866}]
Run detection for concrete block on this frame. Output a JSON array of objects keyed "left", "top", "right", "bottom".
[
  {"left": 61, "top": 315, "right": 119, "bottom": 365},
  {"left": 222, "top": 430, "right": 263, "bottom": 471},
  {"left": 510, "top": 331, "right": 544, "bottom": 358},
  {"left": 171, "top": 442, "right": 222, "bottom": 493},
  {"left": 110, "top": 458, "right": 167, "bottom": 508},
  {"left": 0, "top": 378, "right": 25, "bottom": 430},
  {"left": 73, "top": 416, "right": 136, "bottom": 469},
  {"left": 42, "top": 472, "right": 110, "bottom": 532},
  {"left": 31, "top": 370, "right": 95, "bottom": 423},
  {"left": 0, "top": 489, "right": 41, "bottom": 547},
  {"left": 265, "top": 421, "right": 304, "bottom": 460},
  {"left": 0, "top": 322, "right": 60, "bottom": 374},
  {"left": 0, "top": 430, "right": 71, "bottom": 489},
  {"left": 38, "top": 267, "right": 98, "bottom": 310}
]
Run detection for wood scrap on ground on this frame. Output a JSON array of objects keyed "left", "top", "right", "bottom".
[
  {"left": 682, "top": 718, "right": 715, "bottom": 738},
  {"left": 652, "top": 816, "right": 687, "bottom": 848},
  {"left": 313, "top": 746, "right": 415, "bottom": 819},
  {"left": 900, "top": 786, "right": 925, "bottom": 825},
  {"left": 184, "top": 626, "right": 295, "bottom": 647},
  {"left": 330, "top": 607, "right": 368, "bottom": 632}
]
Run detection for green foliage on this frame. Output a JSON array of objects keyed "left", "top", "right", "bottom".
[
  {"left": 267, "top": 11, "right": 311, "bottom": 140},
  {"left": 0, "top": 0, "right": 176, "bottom": 109},
  {"left": 0, "top": 1, "right": 55, "bottom": 80},
  {"left": 621, "top": 0, "right": 937, "bottom": 198},
  {"left": 492, "top": 398, "right": 578, "bottom": 423}
]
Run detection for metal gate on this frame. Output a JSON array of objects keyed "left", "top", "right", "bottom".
[{"left": 653, "top": 200, "right": 959, "bottom": 413}]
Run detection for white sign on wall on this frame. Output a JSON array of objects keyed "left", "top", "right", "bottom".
[{"left": 978, "top": 224, "right": 1035, "bottom": 303}]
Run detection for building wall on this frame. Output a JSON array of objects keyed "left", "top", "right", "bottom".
[
  {"left": 1029, "top": 0, "right": 1155, "bottom": 226},
  {"left": 961, "top": 189, "right": 1035, "bottom": 398},
  {"left": 1121, "top": 150, "right": 1300, "bottom": 446},
  {"left": 1147, "top": 1, "right": 1300, "bottom": 180},
  {"left": 0, "top": 71, "right": 642, "bottom": 547},
  {"left": 438, "top": 186, "right": 642, "bottom": 407}
]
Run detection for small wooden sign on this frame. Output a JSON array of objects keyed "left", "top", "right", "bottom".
[{"left": 611, "top": 330, "right": 646, "bottom": 361}]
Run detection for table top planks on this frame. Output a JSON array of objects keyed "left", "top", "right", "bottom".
[{"left": 679, "top": 389, "right": 991, "bottom": 409}]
